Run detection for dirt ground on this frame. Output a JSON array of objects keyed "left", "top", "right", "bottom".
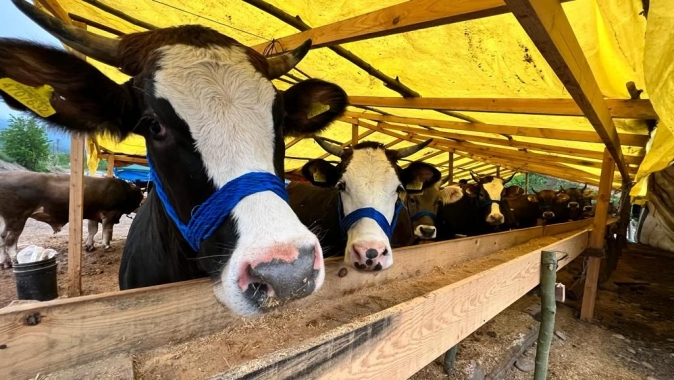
[
  {"left": 2, "top": 221, "right": 673, "bottom": 380},
  {"left": 0, "top": 216, "right": 132, "bottom": 307}
]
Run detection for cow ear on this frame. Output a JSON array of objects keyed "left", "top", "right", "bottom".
[
  {"left": 282, "top": 79, "right": 348, "bottom": 137},
  {"left": 464, "top": 184, "right": 478, "bottom": 197},
  {"left": 301, "top": 159, "right": 340, "bottom": 187},
  {"left": 440, "top": 185, "right": 463, "bottom": 205},
  {"left": 0, "top": 41, "right": 137, "bottom": 140},
  {"left": 527, "top": 194, "right": 539, "bottom": 203},
  {"left": 556, "top": 193, "right": 570, "bottom": 203},
  {"left": 400, "top": 162, "right": 441, "bottom": 193}
]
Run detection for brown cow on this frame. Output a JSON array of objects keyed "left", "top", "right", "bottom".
[{"left": 0, "top": 172, "right": 144, "bottom": 268}]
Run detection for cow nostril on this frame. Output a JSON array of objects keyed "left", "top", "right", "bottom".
[{"left": 365, "top": 248, "right": 379, "bottom": 259}]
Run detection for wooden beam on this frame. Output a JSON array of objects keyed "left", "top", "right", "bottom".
[
  {"left": 346, "top": 112, "right": 648, "bottom": 155},
  {"left": 5, "top": 219, "right": 602, "bottom": 378},
  {"left": 285, "top": 137, "right": 303, "bottom": 149},
  {"left": 525, "top": 172, "right": 530, "bottom": 193},
  {"left": 505, "top": 0, "right": 630, "bottom": 180},
  {"left": 447, "top": 151, "right": 454, "bottom": 182},
  {"left": 35, "top": 0, "right": 72, "bottom": 23},
  {"left": 106, "top": 154, "right": 115, "bottom": 177},
  {"left": 67, "top": 135, "right": 84, "bottom": 297},
  {"left": 316, "top": 129, "right": 376, "bottom": 160},
  {"left": 81, "top": 0, "right": 157, "bottom": 30},
  {"left": 252, "top": 0, "right": 509, "bottom": 53},
  {"left": 68, "top": 13, "right": 125, "bottom": 36},
  {"left": 219, "top": 230, "right": 590, "bottom": 379},
  {"left": 347, "top": 97, "right": 656, "bottom": 120},
  {"left": 351, "top": 124, "right": 359, "bottom": 145},
  {"left": 581, "top": 149, "right": 615, "bottom": 321}
]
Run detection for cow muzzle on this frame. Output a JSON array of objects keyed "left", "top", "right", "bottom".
[
  {"left": 583, "top": 205, "right": 593, "bottom": 212},
  {"left": 350, "top": 241, "right": 392, "bottom": 271},
  {"left": 542, "top": 211, "right": 555, "bottom": 219},
  {"left": 568, "top": 202, "right": 579, "bottom": 209},
  {"left": 414, "top": 225, "right": 437, "bottom": 239},
  {"left": 487, "top": 213, "right": 504, "bottom": 225}
]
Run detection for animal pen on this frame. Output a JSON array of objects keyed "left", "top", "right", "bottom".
[{"left": 1, "top": 0, "right": 672, "bottom": 379}]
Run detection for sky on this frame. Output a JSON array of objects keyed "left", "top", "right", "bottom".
[{"left": 0, "top": 2, "right": 61, "bottom": 120}]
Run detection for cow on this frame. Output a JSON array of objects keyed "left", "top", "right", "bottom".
[
  {"left": 436, "top": 172, "right": 517, "bottom": 239},
  {"left": 402, "top": 162, "right": 463, "bottom": 241},
  {"left": 505, "top": 185, "right": 525, "bottom": 198},
  {"left": 559, "top": 184, "right": 590, "bottom": 221},
  {"left": 1, "top": 0, "right": 349, "bottom": 316},
  {"left": 519, "top": 188, "right": 570, "bottom": 225},
  {"left": 287, "top": 139, "right": 442, "bottom": 271},
  {"left": 0, "top": 172, "right": 144, "bottom": 268}
]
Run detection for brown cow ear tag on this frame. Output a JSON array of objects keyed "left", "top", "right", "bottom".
[
  {"left": 307, "top": 102, "right": 330, "bottom": 119},
  {"left": 0, "top": 78, "right": 56, "bottom": 117},
  {"left": 312, "top": 170, "right": 327, "bottom": 183},
  {"left": 405, "top": 180, "right": 423, "bottom": 191}
]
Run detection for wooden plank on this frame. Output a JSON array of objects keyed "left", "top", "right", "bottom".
[
  {"left": 542, "top": 218, "right": 594, "bottom": 236},
  {"left": 252, "top": 0, "right": 508, "bottom": 53},
  {"left": 447, "top": 151, "right": 454, "bottom": 182},
  {"left": 504, "top": 0, "right": 630, "bottom": 180},
  {"left": 347, "top": 97, "right": 656, "bottom": 120},
  {"left": 351, "top": 124, "right": 358, "bottom": 145},
  {"left": 35, "top": 0, "right": 72, "bottom": 23},
  {"left": 67, "top": 135, "right": 84, "bottom": 297},
  {"left": 346, "top": 111, "right": 649, "bottom": 148},
  {"left": 285, "top": 137, "right": 303, "bottom": 149},
  {"left": 581, "top": 149, "right": 615, "bottom": 321},
  {"left": 106, "top": 154, "right": 115, "bottom": 177},
  {"left": 217, "top": 230, "right": 590, "bottom": 379}
]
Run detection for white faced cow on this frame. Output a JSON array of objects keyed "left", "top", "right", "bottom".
[{"left": 0, "top": 0, "right": 349, "bottom": 316}]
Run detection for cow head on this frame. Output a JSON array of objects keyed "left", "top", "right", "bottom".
[
  {"left": 2, "top": 0, "right": 349, "bottom": 316},
  {"left": 401, "top": 162, "right": 462, "bottom": 240},
  {"left": 301, "top": 139, "right": 432, "bottom": 271},
  {"left": 504, "top": 185, "right": 525, "bottom": 198},
  {"left": 467, "top": 171, "right": 517, "bottom": 225},
  {"left": 120, "top": 181, "right": 145, "bottom": 214},
  {"left": 527, "top": 188, "right": 570, "bottom": 220},
  {"left": 559, "top": 184, "right": 588, "bottom": 220}
]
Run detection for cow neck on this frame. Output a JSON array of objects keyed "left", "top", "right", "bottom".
[
  {"left": 336, "top": 192, "right": 403, "bottom": 240},
  {"left": 147, "top": 155, "right": 289, "bottom": 251}
]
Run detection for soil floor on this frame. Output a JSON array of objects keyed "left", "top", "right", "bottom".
[{"left": 1, "top": 222, "right": 672, "bottom": 380}]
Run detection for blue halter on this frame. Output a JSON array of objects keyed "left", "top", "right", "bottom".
[
  {"left": 410, "top": 210, "right": 436, "bottom": 223},
  {"left": 337, "top": 193, "right": 403, "bottom": 239},
  {"left": 147, "top": 156, "right": 289, "bottom": 251},
  {"left": 480, "top": 199, "right": 500, "bottom": 208}
]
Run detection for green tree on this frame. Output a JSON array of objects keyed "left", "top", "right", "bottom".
[{"left": 0, "top": 115, "right": 50, "bottom": 171}]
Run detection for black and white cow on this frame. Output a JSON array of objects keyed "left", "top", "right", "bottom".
[
  {"left": 1, "top": 0, "right": 348, "bottom": 316},
  {"left": 288, "top": 138, "right": 432, "bottom": 271}
]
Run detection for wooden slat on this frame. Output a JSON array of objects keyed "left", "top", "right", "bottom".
[
  {"left": 285, "top": 137, "right": 303, "bottom": 149},
  {"left": 345, "top": 111, "right": 649, "bottom": 149},
  {"left": 447, "top": 151, "right": 454, "bottom": 182},
  {"left": 218, "top": 230, "right": 590, "bottom": 379},
  {"left": 347, "top": 97, "right": 656, "bottom": 120},
  {"left": 67, "top": 135, "right": 84, "bottom": 297},
  {"left": 252, "top": 0, "right": 508, "bottom": 53},
  {"left": 351, "top": 124, "right": 358, "bottom": 145},
  {"left": 1, "top": 222, "right": 573, "bottom": 379},
  {"left": 35, "top": 0, "right": 72, "bottom": 23},
  {"left": 581, "top": 149, "right": 615, "bottom": 321},
  {"left": 504, "top": 0, "right": 630, "bottom": 180}
]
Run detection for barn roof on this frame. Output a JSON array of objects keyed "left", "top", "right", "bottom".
[{"left": 37, "top": 0, "right": 673, "bottom": 191}]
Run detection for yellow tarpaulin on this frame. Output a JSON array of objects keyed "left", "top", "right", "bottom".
[{"left": 50, "top": 0, "right": 668, "bottom": 186}]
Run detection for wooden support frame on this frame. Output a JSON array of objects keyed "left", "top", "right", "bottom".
[
  {"left": 447, "top": 151, "right": 454, "bottom": 182},
  {"left": 347, "top": 97, "right": 656, "bottom": 120},
  {"left": 581, "top": 149, "right": 615, "bottom": 321},
  {"left": 106, "top": 154, "right": 115, "bottom": 177},
  {"left": 0, "top": 220, "right": 595, "bottom": 379},
  {"left": 505, "top": 0, "right": 631, "bottom": 180},
  {"left": 251, "top": 1, "right": 510, "bottom": 53}
]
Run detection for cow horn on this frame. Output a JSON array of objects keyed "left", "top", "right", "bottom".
[
  {"left": 265, "top": 39, "right": 312, "bottom": 79},
  {"left": 440, "top": 174, "right": 452, "bottom": 186},
  {"left": 469, "top": 170, "right": 481, "bottom": 183},
  {"left": 391, "top": 139, "right": 432, "bottom": 159},
  {"left": 12, "top": 0, "right": 119, "bottom": 67},
  {"left": 503, "top": 171, "right": 517, "bottom": 184},
  {"left": 314, "top": 137, "right": 344, "bottom": 157},
  {"left": 531, "top": 186, "right": 540, "bottom": 195},
  {"left": 582, "top": 183, "right": 588, "bottom": 192}
]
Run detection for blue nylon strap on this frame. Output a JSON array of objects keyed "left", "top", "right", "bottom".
[
  {"left": 480, "top": 200, "right": 500, "bottom": 208},
  {"left": 337, "top": 193, "right": 404, "bottom": 239},
  {"left": 410, "top": 210, "right": 436, "bottom": 222},
  {"left": 147, "top": 155, "right": 289, "bottom": 251}
]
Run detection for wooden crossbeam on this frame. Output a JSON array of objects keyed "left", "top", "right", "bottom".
[
  {"left": 347, "top": 97, "right": 656, "bottom": 120},
  {"left": 344, "top": 111, "right": 649, "bottom": 148},
  {"left": 505, "top": 0, "right": 631, "bottom": 180},
  {"left": 251, "top": 1, "right": 508, "bottom": 53}
]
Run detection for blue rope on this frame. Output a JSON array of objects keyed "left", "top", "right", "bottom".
[
  {"left": 337, "top": 193, "right": 403, "bottom": 239},
  {"left": 148, "top": 155, "right": 289, "bottom": 251},
  {"left": 480, "top": 199, "right": 500, "bottom": 208},
  {"left": 410, "top": 210, "right": 436, "bottom": 223}
]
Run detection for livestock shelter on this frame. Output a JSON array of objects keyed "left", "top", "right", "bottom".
[{"left": 1, "top": 0, "right": 673, "bottom": 379}]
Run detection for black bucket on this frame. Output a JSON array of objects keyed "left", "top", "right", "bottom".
[{"left": 13, "top": 256, "right": 58, "bottom": 301}]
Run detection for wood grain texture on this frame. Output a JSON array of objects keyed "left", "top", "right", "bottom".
[
  {"left": 251, "top": 0, "right": 508, "bottom": 52},
  {"left": 67, "top": 135, "right": 84, "bottom": 297},
  {"left": 217, "top": 231, "right": 590, "bottom": 379},
  {"left": 106, "top": 154, "right": 115, "bottom": 177},
  {"left": 504, "top": 0, "right": 630, "bottom": 180}
]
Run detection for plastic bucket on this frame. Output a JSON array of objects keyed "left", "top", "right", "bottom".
[{"left": 13, "top": 256, "right": 58, "bottom": 301}]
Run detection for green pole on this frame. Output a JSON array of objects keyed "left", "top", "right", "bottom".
[
  {"left": 534, "top": 250, "right": 558, "bottom": 380},
  {"left": 443, "top": 344, "right": 458, "bottom": 374}
]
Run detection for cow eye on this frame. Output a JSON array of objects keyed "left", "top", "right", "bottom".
[
  {"left": 409, "top": 197, "right": 417, "bottom": 204},
  {"left": 396, "top": 184, "right": 405, "bottom": 193},
  {"left": 336, "top": 181, "right": 346, "bottom": 191},
  {"left": 148, "top": 119, "right": 166, "bottom": 140}
]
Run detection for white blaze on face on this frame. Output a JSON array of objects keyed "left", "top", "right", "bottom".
[
  {"left": 339, "top": 148, "right": 400, "bottom": 270},
  {"left": 482, "top": 178, "right": 505, "bottom": 224},
  {"left": 153, "top": 44, "right": 323, "bottom": 315}
]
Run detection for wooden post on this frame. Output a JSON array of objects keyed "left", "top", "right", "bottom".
[
  {"left": 580, "top": 148, "right": 615, "bottom": 321},
  {"left": 525, "top": 172, "right": 530, "bottom": 194},
  {"left": 68, "top": 135, "right": 85, "bottom": 297},
  {"left": 496, "top": 165, "right": 501, "bottom": 177},
  {"left": 351, "top": 124, "right": 358, "bottom": 146},
  {"left": 106, "top": 154, "right": 115, "bottom": 177},
  {"left": 447, "top": 151, "right": 454, "bottom": 183}
]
